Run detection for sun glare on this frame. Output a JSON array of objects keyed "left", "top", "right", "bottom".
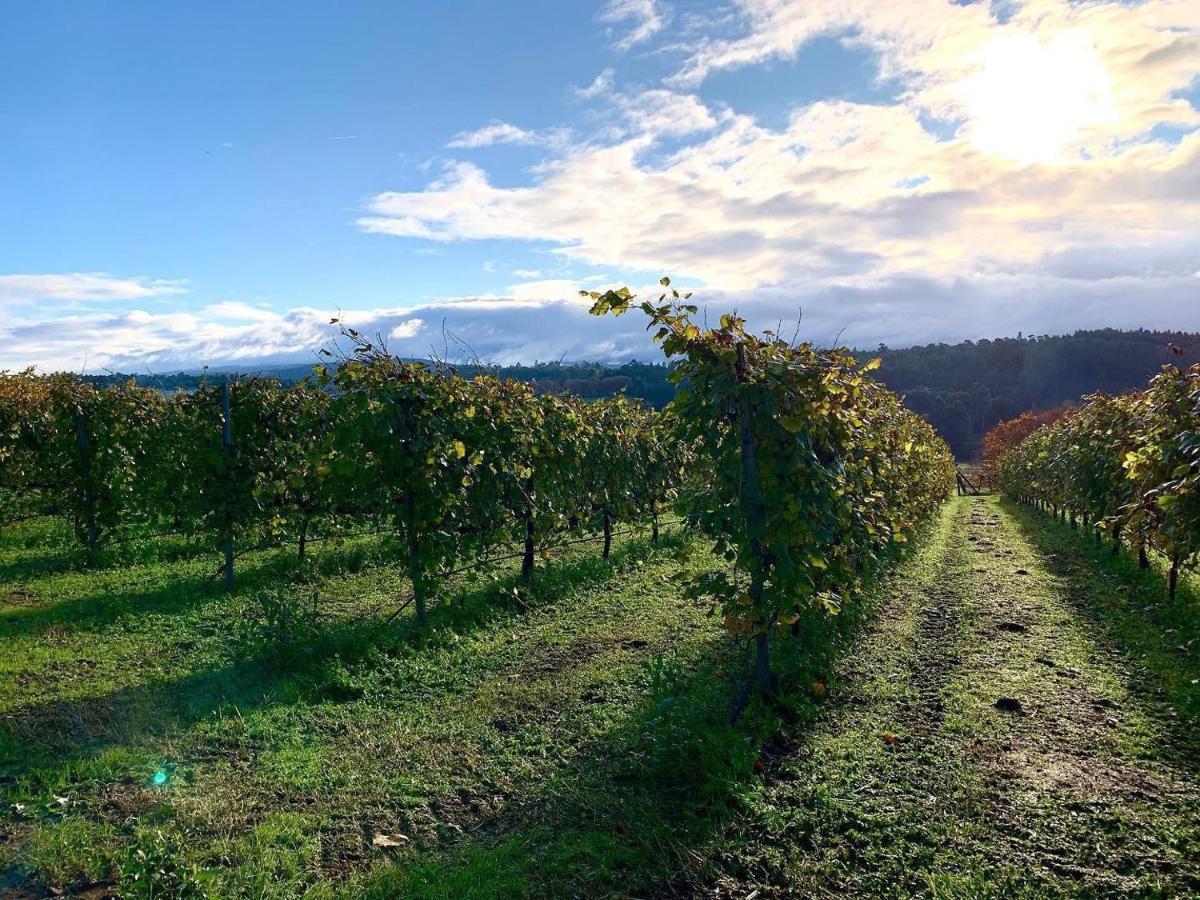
[{"left": 961, "top": 31, "right": 1115, "bottom": 165}]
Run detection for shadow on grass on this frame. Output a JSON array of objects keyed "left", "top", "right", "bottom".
[
  {"left": 0, "top": 518, "right": 393, "bottom": 585},
  {"left": 0, "top": 536, "right": 237, "bottom": 583},
  {"left": 336, "top": 543, "right": 927, "bottom": 899},
  {"left": 350, "top": 647, "right": 761, "bottom": 899},
  {"left": 0, "top": 522, "right": 660, "bottom": 641},
  {"left": 0, "top": 533, "right": 688, "bottom": 799},
  {"left": 1, "top": 518, "right": 929, "bottom": 899},
  {"left": 0, "top": 553, "right": 301, "bottom": 640},
  {"left": 0, "top": 517, "right": 81, "bottom": 581},
  {"left": 1005, "top": 499, "right": 1200, "bottom": 727},
  {"left": 0, "top": 534, "right": 402, "bottom": 640},
  {"left": 0, "top": 519, "right": 615, "bottom": 586}
]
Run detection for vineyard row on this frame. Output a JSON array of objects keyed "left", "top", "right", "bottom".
[
  {"left": 1, "top": 357, "right": 678, "bottom": 625},
  {"left": 4, "top": 288, "right": 956, "bottom": 694},
  {"left": 1002, "top": 363, "right": 1200, "bottom": 600}
]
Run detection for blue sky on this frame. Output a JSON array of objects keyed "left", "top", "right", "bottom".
[
  {"left": 1, "top": 2, "right": 614, "bottom": 305},
  {"left": 2, "top": 0, "right": 1198, "bottom": 371}
]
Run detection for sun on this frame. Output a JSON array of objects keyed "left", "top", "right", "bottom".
[{"left": 960, "top": 30, "right": 1115, "bottom": 165}]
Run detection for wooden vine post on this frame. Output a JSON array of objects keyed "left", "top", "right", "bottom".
[
  {"left": 297, "top": 512, "right": 309, "bottom": 563},
  {"left": 405, "top": 490, "right": 427, "bottom": 626},
  {"left": 521, "top": 475, "right": 535, "bottom": 580},
  {"left": 221, "top": 377, "right": 235, "bottom": 591},
  {"left": 74, "top": 410, "right": 99, "bottom": 564},
  {"left": 398, "top": 404, "right": 429, "bottom": 627},
  {"left": 736, "top": 342, "right": 772, "bottom": 700}
]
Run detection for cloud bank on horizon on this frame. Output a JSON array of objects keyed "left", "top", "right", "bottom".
[{"left": 2, "top": 0, "right": 1198, "bottom": 372}]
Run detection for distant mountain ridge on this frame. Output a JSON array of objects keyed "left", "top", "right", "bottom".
[{"left": 82, "top": 327, "right": 1200, "bottom": 460}]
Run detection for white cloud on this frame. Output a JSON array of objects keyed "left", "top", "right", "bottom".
[
  {"left": 202, "top": 301, "right": 280, "bottom": 323},
  {"left": 356, "top": 0, "right": 1200, "bottom": 344},
  {"left": 665, "top": 0, "right": 1200, "bottom": 154},
  {"left": 446, "top": 120, "right": 570, "bottom": 149},
  {"left": 390, "top": 318, "right": 423, "bottom": 341},
  {"left": 506, "top": 279, "right": 582, "bottom": 302},
  {"left": 575, "top": 68, "right": 616, "bottom": 100},
  {"left": 0, "top": 294, "right": 632, "bottom": 371},
  {"left": 0, "top": 273, "right": 186, "bottom": 305},
  {"left": 8, "top": 269, "right": 1200, "bottom": 373},
  {"left": 7, "top": 1, "right": 1200, "bottom": 371},
  {"left": 0, "top": 306, "right": 332, "bottom": 373},
  {"left": 615, "top": 89, "right": 719, "bottom": 136},
  {"left": 365, "top": 108, "right": 1200, "bottom": 289},
  {"left": 600, "top": 0, "right": 667, "bottom": 51}
]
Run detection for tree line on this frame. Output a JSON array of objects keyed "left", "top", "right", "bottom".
[{"left": 879, "top": 328, "right": 1200, "bottom": 459}]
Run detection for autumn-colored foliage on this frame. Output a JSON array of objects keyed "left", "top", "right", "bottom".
[{"left": 979, "top": 406, "right": 1073, "bottom": 490}]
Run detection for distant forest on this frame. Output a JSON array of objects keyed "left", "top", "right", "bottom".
[
  {"left": 81, "top": 360, "right": 679, "bottom": 407},
  {"left": 875, "top": 328, "right": 1200, "bottom": 458},
  {"left": 83, "top": 328, "right": 1200, "bottom": 460}
]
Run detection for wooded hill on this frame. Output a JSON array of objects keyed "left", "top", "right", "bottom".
[{"left": 877, "top": 328, "right": 1200, "bottom": 458}]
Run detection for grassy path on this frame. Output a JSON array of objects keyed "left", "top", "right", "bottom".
[{"left": 704, "top": 495, "right": 1200, "bottom": 897}]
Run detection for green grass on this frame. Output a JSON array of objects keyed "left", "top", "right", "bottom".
[
  {"left": 692, "top": 497, "right": 1200, "bottom": 897},
  {"left": 1004, "top": 499, "right": 1200, "bottom": 725},
  {"left": 2, "top": 500, "right": 1197, "bottom": 898},
  {"left": 1, "top": 518, "right": 770, "bottom": 896}
]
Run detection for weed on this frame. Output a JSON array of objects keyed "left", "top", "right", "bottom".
[
  {"left": 23, "top": 816, "right": 118, "bottom": 890},
  {"left": 119, "top": 827, "right": 213, "bottom": 898}
]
